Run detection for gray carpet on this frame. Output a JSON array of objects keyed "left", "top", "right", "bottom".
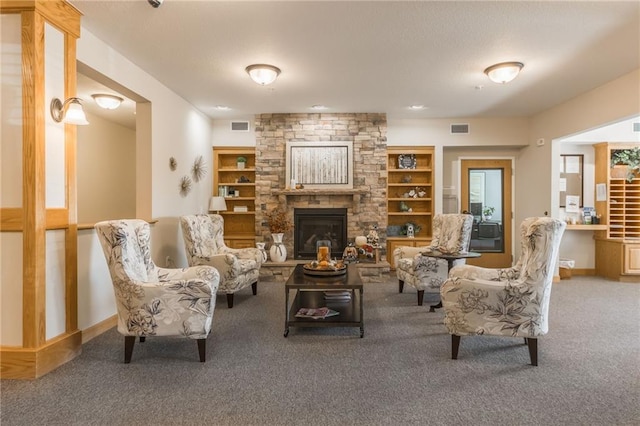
[{"left": 2, "top": 276, "right": 639, "bottom": 426}]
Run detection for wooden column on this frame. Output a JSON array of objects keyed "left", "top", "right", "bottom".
[{"left": 1, "top": 0, "right": 82, "bottom": 380}]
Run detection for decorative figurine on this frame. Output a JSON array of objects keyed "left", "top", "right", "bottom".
[{"left": 406, "top": 224, "right": 415, "bottom": 238}]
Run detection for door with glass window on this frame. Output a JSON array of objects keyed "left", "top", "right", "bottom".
[{"left": 461, "top": 159, "right": 513, "bottom": 268}]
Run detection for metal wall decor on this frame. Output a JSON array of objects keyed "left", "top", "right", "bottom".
[
  {"left": 169, "top": 157, "right": 177, "bottom": 171},
  {"left": 191, "top": 155, "right": 206, "bottom": 182},
  {"left": 179, "top": 175, "right": 192, "bottom": 196}
]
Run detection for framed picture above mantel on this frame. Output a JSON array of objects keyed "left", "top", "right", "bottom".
[{"left": 285, "top": 141, "right": 354, "bottom": 189}]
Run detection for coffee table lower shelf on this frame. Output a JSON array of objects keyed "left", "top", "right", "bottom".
[{"left": 284, "top": 290, "right": 364, "bottom": 338}]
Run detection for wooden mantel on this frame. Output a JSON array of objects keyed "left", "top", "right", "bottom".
[{"left": 273, "top": 189, "right": 368, "bottom": 213}]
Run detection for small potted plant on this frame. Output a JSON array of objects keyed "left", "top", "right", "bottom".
[
  {"left": 610, "top": 147, "right": 640, "bottom": 183},
  {"left": 236, "top": 156, "right": 247, "bottom": 169},
  {"left": 483, "top": 206, "right": 495, "bottom": 220}
]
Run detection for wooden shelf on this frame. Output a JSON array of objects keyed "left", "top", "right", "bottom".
[
  {"left": 386, "top": 147, "right": 435, "bottom": 269},
  {"left": 213, "top": 147, "right": 256, "bottom": 248},
  {"left": 593, "top": 142, "right": 640, "bottom": 279}
]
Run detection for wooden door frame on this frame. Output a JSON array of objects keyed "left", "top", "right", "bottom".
[{"left": 460, "top": 158, "right": 514, "bottom": 268}]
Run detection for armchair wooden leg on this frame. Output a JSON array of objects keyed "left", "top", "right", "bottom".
[
  {"left": 527, "top": 337, "right": 538, "bottom": 366},
  {"left": 124, "top": 336, "right": 136, "bottom": 363},
  {"left": 523, "top": 337, "right": 528, "bottom": 345},
  {"left": 226, "top": 293, "right": 234, "bottom": 309},
  {"left": 398, "top": 280, "right": 404, "bottom": 293},
  {"left": 452, "top": 335, "right": 461, "bottom": 360},
  {"left": 251, "top": 282, "right": 257, "bottom": 295},
  {"left": 417, "top": 290, "right": 424, "bottom": 306},
  {"left": 197, "top": 339, "right": 206, "bottom": 362}
]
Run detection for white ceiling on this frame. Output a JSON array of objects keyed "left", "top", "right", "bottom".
[{"left": 70, "top": 0, "right": 639, "bottom": 126}]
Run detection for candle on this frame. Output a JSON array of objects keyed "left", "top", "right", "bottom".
[{"left": 317, "top": 246, "right": 330, "bottom": 262}]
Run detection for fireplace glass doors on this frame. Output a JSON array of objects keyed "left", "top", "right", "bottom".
[{"left": 294, "top": 208, "right": 347, "bottom": 259}]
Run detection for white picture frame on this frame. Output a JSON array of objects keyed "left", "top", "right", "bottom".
[{"left": 285, "top": 141, "right": 354, "bottom": 189}]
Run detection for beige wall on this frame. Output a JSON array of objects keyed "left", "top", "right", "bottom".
[
  {"left": 77, "top": 111, "right": 136, "bottom": 223},
  {"left": 75, "top": 28, "right": 214, "bottom": 332}
]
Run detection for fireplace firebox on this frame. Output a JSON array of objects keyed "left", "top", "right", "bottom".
[{"left": 294, "top": 208, "right": 347, "bottom": 259}]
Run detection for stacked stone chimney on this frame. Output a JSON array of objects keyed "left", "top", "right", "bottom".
[{"left": 254, "top": 113, "right": 388, "bottom": 259}]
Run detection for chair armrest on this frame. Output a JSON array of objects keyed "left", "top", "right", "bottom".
[
  {"left": 449, "top": 264, "right": 520, "bottom": 281},
  {"left": 156, "top": 265, "right": 220, "bottom": 290},
  {"left": 220, "top": 246, "right": 262, "bottom": 265},
  {"left": 393, "top": 245, "right": 431, "bottom": 266}
]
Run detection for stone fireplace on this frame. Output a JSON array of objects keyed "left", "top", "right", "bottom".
[
  {"left": 294, "top": 208, "right": 347, "bottom": 259},
  {"left": 254, "top": 113, "right": 388, "bottom": 260}
]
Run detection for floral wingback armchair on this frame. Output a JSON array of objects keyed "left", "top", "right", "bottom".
[
  {"left": 440, "top": 217, "right": 566, "bottom": 366},
  {"left": 394, "top": 214, "right": 473, "bottom": 306},
  {"left": 180, "top": 214, "right": 263, "bottom": 309},
  {"left": 95, "top": 219, "right": 220, "bottom": 363}
]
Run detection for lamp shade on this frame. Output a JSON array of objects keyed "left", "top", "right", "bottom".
[
  {"left": 209, "top": 196, "right": 227, "bottom": 213},
  {"left": 245, "top": 64, "right": 281, "bottom": 85},
  {"left": 484, "top": 62, "right": 524, "bottom": 84},
  {"left": 50, "top": 97, "right": 89, "bottom": 125}
]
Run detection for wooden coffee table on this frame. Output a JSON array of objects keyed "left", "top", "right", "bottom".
[{"left": 284, "top": 264, "right": 364, "bottom": 338}]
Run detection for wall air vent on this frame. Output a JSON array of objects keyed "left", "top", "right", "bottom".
[
  {"left": 230, "top": 121, "right": 250, "bottom": 132},
  {"left": 450, "top": 123, "right": 469, "bottom": 134},
  {"left": 633, "top": 122, "right": 640, "bottom": 132}
]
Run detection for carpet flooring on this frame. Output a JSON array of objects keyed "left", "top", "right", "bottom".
[{"left": 2, "top": 276, "right": 639, "bottom": 425}]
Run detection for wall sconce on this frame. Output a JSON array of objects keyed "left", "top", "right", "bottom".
[
  {"left": 209, "top": 196, "right": 227, "bottom": 214},
  {"left": 245, "top": 64, "right": 281, "bottom": 85},
  {"left": 483, "top": 62, "right": 524, "bottom": 84},
  {"left": 92, "top": 94, "right": 124, "bottom": 110},
  {"left": 50, "top": 97, "right": 89, "bottom": 125}
]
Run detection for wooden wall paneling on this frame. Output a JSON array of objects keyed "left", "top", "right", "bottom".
[
  {"left": 64, "top": 31, "right": 78, "bottom": 333},
  {"left": 21, "top": 10, "right": 47, "bottom": 349},
  {"left": 0, "top": 208, "right": 24, "bottom": 231}
]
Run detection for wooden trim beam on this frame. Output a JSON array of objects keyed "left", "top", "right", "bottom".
[
  {"left": 0, "top": 330, "right": 82, "bottom": 380},
  {"left": 22, "top": 10, "right": 47, "bottom": 349},
  {"left": 0, "top": 1, "right": 81, "bottom": 38}
]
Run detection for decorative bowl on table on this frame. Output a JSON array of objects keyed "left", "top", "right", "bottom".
[{"left": 303, "top": 259, "right": 347, "bottom": 276}]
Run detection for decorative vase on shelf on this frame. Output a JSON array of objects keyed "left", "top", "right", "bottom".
[
  {"left": 256, "top": 242, "right": 268, "bottom": 263},
  {"left": 269, "top": 233, "right": 287, "bottom": 262}
]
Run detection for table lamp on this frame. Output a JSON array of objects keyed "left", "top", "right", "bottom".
[{"left": 209, "top": 196, "right": 227, "bottom": 214}]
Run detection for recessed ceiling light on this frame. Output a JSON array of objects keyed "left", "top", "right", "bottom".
[
  {"left": 92, "top": 94, "right": 124, "bottom": 110},
  {"left": 311, "top": 105, "right": 328, "bottom": 110},
  {"left": 215, "top": 105, "right": 231, "bottom": 111},
  {"left": 409, "top": 105, "right": 425, "bottom": 110}
]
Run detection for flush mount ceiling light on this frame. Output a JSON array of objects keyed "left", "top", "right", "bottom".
[
  {"left": 92, "top": 94, "right": 124, "bottom": 110},
  {"left": 409, "top": 105, "right": 425, "bottom": 110},
  {"left": 311, "top": 105, "right": 328, "bottom": 110},
  {"left": 50, "top": 97, "right": 89, "bottom": 125},
  {"left": 245, "top": 64, "right": 281, "bottom": 85},
  {"left": 484, "top": 61, "right": 524, "bottom": 84}
]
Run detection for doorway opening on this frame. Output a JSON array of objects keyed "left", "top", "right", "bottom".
[{"left": 461, "top": 159, "right": 513, "bottom": 268}]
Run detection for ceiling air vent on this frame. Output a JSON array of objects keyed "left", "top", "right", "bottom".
[
  {"left": 633, "top": 122, "right": 640, "bottom": 132},
  {"left": 450, "top": 123, "right": 469, "bottom": 134},
  {"left": 230, "top": 121, "right": 250, "bottom": 132}
]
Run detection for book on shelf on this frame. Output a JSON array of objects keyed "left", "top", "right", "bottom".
[
  {"left": 323, "top": 290, "right": 352, "bottom": 301},
  {"left": 295, "top": 307, "right": 340, "bottom": 319},
  {"left": 233, "top": 206, "right": 249, "bottom": 212}
]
